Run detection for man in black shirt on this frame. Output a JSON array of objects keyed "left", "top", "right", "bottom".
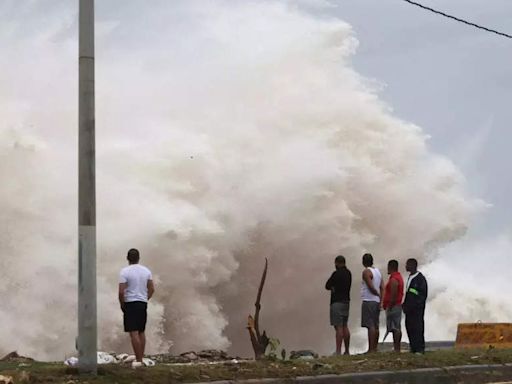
[
  {"left": 325, "top": 255, "right": 352, "bottom": 355},
  {"left": 403, "top": 258, "right": 428, "bottom": 354}
]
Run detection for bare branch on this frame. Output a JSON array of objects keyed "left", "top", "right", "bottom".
[
  {"left": 247, "top": 258, "right": 270, "bottom": 359},
  {"left": 254, "top": 257, "right": 268, "bottom": 340}
]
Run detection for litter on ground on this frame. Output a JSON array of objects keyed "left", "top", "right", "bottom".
[{"left": 64, "top": 352, "right": 155, "bottom": 367}]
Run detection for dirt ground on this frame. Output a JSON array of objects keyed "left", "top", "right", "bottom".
[{"left": 1, "top": 348, "right": 512, "bottom": 383}]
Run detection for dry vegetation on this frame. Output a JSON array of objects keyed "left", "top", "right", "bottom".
[{"left": 1, "top": 349, "right": 512, "bottom": 383}]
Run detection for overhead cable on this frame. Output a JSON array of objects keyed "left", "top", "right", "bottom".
[{"left": 402, "top": 0, "right": 512, "bottom": 39}]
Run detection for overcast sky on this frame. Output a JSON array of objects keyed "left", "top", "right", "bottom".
[{"left": 331, "top": 0, "right": 511, "bottom": 235}]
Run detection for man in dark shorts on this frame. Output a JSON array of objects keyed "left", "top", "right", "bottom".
[
  {"left": 119, "top": 248, "right": 155, "bottom": 368},
  {"left": 325, "top": 255, "right": 352, "bottom": 355},
  {"left": 383, "top": 260, "right": 404, "bottom": 352}
]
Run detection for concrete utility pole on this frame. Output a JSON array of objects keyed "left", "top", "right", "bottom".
[{"left": 78, "top": 0, "right": 97, "bottom": 374}]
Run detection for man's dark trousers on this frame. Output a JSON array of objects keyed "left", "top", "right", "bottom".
[{"left": 405, "top": 308, "right": 425, "bottom": 353}]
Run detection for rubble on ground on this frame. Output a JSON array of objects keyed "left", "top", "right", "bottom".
[
  {"left": 0, "top": 349, "right": 245, "bottom": 368},
  {"left": 0, "top": 351, "right": 34, "bottom": 363},
  {"left": 290, "top": 350, "right": 318, "bottom": 360},
  {"left": 0, "top": 375, "right": 13, "bottom": 384},
  {"left": 150, "top": 349, "right": 238, "bottom": 364},
  {"left": 62, "top": 349, "right": 237, "bottom": 367},
  {"left": 64, "top": 352, "right": 155, "bottom": 367}
]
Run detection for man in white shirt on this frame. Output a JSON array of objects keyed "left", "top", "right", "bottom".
[
  {"left": 361, "top": 253, "right": 384, "bottom": 353},
  {"left": 119, "top": 248, "right": 155, "bottom": 368}
]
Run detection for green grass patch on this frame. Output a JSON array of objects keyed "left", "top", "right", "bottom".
[{"left": 2, "top": 349, "right": 512, "bottom": 383}]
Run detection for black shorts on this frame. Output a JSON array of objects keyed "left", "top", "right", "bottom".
[{"left": 123, "top": 301, "right": 147, "bottom": 332}]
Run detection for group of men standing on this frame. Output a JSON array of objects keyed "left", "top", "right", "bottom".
[
  {"left": 116, "top": 248, "right": 428, "bottom": 366},
  {"left": 325, "top": 253, "right": 428, "bottom": 355}
]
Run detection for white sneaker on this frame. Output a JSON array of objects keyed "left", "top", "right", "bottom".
[{"left": 131, "top": 361, "right": 143, "bottom": 369}]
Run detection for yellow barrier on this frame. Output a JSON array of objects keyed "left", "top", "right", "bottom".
[{"left": 455, "top": 323, "right": 512, "bottom": 349}]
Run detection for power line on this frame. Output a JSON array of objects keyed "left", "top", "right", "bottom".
[{"left": 402, "top": 0, "right": 512, "bottom": 39}]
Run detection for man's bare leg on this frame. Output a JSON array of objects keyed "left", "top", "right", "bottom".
[
  {"left": 366, "top": 328, "right": 373, "bottom": 353},
  {"left": 375, "top": 327, "right": 380, "bottom": 353},
  {"left": 335, "top": 326, "right": 343, "bottom": 355},
  {"left": 130, "top": 331, "right": 143, "bottom": 362},
  {"left": 393, "top": 329, "right": 402, "bottom": 352},
  {"left": 367, "top": 327, "right": 377, "bottom": 353},
  {"left": 139, "top": 331, "right": 146, "bottom": 358},
  {"left": 342, "top": 325, "right": 350, "bottom": 355}
]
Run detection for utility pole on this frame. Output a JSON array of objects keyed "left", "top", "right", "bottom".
[{"left": 78, "top": 0, "right": 97, "bottom": 374}]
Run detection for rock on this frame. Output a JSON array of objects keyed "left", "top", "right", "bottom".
[
  {"left": 0, "top": 351, "right": 34, "bottom": 363},
  {"left": 197, "top": 349, "right": 229, "bottom": 360},
  {"left": 149, "top": 354, "right": 192, "bottom": 364},
  {"left": 180, "top": 351, "right": 198, "bottom": 361},
  {"left": 290, "top": 350, "right": 319, "bottom": 360},
  {"left": 149, "top": 349, "right": 233, "bottom": 364},
  {"left": 0, "top": 375, "right": 13, "bottom": 384}
]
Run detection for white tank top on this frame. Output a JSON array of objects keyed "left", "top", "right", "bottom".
[{"left": 361, "top": 267, "right": 382, "bottom": 303}]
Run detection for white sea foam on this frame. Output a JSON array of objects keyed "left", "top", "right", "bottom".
[{"left": 0, "top": 1, "right": 484, "bottom": 359}]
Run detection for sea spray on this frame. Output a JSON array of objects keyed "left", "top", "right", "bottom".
[{"left": 0, "top": 0, "right": 479, "bottom": 359}]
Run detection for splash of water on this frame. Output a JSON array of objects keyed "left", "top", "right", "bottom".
[{"left": 0, "top": 1, "right": 482, "bottom": 359}]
